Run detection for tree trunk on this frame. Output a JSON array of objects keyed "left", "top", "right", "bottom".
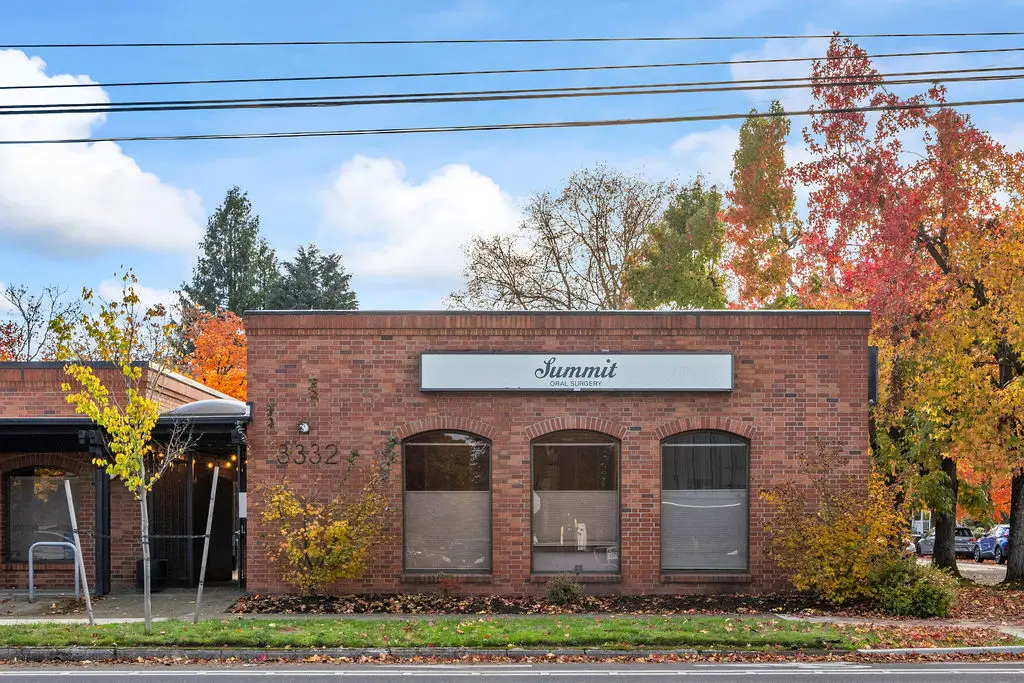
[
  {"left": 139, "top": 485, "right": 153, "bottom": 634},
  {"left": 1004, "top": 470, "right": 1024, "bottom": 585},
  {"left": 932, "top": 456, "right": 961, "bottom": 576}
]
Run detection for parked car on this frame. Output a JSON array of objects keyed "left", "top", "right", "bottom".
[
  {"left": 974, "top": 524, "right": 1009, "bottom": 564},
  {"left": 916, "top": 526, "right": 976, "bottom": 557}
]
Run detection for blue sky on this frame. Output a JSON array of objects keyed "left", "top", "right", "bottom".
[{"left": 1, "top": 0, "right": 1023, "bottom": 312}]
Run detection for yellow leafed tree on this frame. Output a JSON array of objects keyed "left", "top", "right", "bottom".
[{"left": 52, "top": 268, "right": 191, "bottom": 633}]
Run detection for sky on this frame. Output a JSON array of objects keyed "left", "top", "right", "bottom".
[{"left": 2, "top": 0, "right": 1024, "bottom": 312}]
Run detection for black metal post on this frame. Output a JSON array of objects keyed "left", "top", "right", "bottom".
[
  {"left": 94, "top": 467, "right": 110, "bottom": 595},
  {"left": 185, "top": 452, "right": 195, "bottom": 587},
  {"left": 236, "top": 442, "right": 247, "bottom": 591}
]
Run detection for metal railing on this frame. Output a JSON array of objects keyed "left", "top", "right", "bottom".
[{"left": 27, "top": 541, "right": 81, "bottom": 603}]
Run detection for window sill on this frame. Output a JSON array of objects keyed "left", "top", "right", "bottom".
[
  {"left": 402, "top": 573, "right": 492, "bottom": 584},
  {"left": 530, "top": 574, "right": 621, "bottom": 584},
  {"left": 4, "top": 562, "right": 75, "bottom": 569},
  {"left": 661, "top": 572, "right": 751, "bottom": 584}
]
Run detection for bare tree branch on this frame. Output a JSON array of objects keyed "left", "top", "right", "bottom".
[
  {"left": 0, "top": 284, "right": 78, "bottom": 361},
  {"left": 449, "top": 166, "right": 674, "bottom": 311}
]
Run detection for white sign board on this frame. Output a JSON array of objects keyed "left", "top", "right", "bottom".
[{"left": 420, "top": 353, "right": 732, "bottom": 392}]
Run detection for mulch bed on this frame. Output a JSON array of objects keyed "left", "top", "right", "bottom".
[
  {"left": 230, "top": 585, "right": 1024, "bottom": 624},
  {"left": 229, "top": 591, "right": 866, "bottom": 616}
]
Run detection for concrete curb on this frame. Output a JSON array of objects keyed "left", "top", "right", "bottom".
[
  {"left": 858, "top": 645, "right": 1024, "bottom": 655},
  {"left": 0, "top": 646, "right": 824, "bottom": 662}
]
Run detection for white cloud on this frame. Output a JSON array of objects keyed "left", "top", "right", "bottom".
[
  {"left": 0, "top": 50, "right": 203, "bottom": 253},
  {"left": 0, "top": 283, "right": 12, "bottom": 315},
  {"left": 97, "top": 279, "right": 177, "bottom": 312},
  {"left": 668, "top": 126, "right": 740, "bottom": 187},
  {"left": 319, "top": 156, "right": 520, "bottom": 278}
]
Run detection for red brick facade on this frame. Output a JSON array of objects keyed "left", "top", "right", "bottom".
[
  {"left": 245, "top": 311, "right": 871, "bottom": 595},
  {"left": 0, "top": 363, "right": 230, "bottom": 418},
  {"left": 0, "top": 363, "right": 229, "bottom": 590}
]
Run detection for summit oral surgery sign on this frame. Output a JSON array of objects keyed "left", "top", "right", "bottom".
[{"left": 420, "top": 353, "right": 733, "bottom": 392}]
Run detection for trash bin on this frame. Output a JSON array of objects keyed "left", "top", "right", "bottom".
[{"left": 135, "top": 558, "right": 168, "bottom": 593}]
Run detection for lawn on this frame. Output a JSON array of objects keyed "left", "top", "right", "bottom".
[
  {"left": 0, "top": 616, "right": 1018, "bottom": 652},
  {"left": 0, "top": 616, "right": 846, "bottom": 650}
]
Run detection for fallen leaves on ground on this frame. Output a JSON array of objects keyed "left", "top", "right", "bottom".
[
  {"left": 229, "top": 592, "right": 853, "bottom": 616},
  {"left": 950, "top": 585, "right": 1024, "bottom": 624},
  {"left": 842, "top": 624, "right": 1019, "bottom": 649},
  {"left": 232, "top": 585, "right": 1024, "bottom": 625}
]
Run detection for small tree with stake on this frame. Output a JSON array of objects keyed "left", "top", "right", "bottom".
[{"left": 52, "top": 269, "right": 193, "bottom": 633}]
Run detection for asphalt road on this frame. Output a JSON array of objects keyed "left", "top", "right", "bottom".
[{"left": 3, "top": 663, "right": 1024, "bottom": 682}]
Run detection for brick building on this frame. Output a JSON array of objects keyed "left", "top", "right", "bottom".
[
  {"left": 0, "top": 363, "right": 248, "bottom": 593},
  {"left": 245, "top": 310, "right": 872, "bottom": 595}
]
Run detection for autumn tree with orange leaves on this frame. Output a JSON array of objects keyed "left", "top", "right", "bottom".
[
  {"left": 0, "top": 323, "right": 17, "bottom": 361},
  {"left": 726, "top": 35, "right": 1024, "bottom": 582},
  {"left": 183, "top": 310, "right": 247, "bottom": 401},
  {"left": 723, "top": 100, "right": 803, "bottom": 309}
]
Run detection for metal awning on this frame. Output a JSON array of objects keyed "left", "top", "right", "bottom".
[{"left": 0, "top": 401, "right": 251, "bottom": 453}]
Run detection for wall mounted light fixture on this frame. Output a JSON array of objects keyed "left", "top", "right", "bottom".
[{"left": 297, "top": 422, "right": 310, "bottom": 434}]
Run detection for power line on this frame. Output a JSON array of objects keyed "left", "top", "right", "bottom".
[
  {"left": 8, "top": 64, "right": 1022, "bottom": 109},
  {"left": 2, "top": 96, "right": 1021, "bottom": 145},
  {"left": 4, "top": 46, "right": 1024, "bottom": 92},
  {"left": 6, "top": 31, "right": 1024, "bottom": 49},
  {"left": 7, "top": 69, "right": 1024, "bottom": 117}
]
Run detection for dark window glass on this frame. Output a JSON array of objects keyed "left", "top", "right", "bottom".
[
  {"left": 404, "top": 431, "right": 490, "bottom": 492},
  {"left": 403, "top": 431, "right": 491, "bottom": 572},
  {"left": 6, "top": 467, "right": 78, "bottom": 563},
  {"left": 662, "top": 431, "right": 748, "bottom": 490}
]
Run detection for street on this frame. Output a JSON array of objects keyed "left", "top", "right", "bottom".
[
  {"left": 918, "top": 558, "right": 1006, "bottom": 585},
  {"left": 3, "top": 663, "right": 1024, "bottom": 682}
]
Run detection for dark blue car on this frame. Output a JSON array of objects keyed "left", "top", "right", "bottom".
[{"left": 974, "top": 524, "right": 1009, "bottom": 564}]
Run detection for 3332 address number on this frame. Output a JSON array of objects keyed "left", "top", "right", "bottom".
[{"left": 276, "top": 442, "right": 339, "bottom": 465}]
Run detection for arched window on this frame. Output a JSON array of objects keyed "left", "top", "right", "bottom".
[
  {"left": 403, "top": 431, "right": 491, "bottom": 572},
  {"left": 531, "top": 430, "right": 619, "bottom": 573},
  {"left": 661, "top": 431, "right": 749, "bottom": 571},
  {"left": 5, "top": 467, "right": 78, "bottom": 563}
]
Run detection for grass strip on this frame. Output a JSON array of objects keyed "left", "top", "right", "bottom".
[{"left": 0, "top": 616, "right": 848, "bottom": 651}]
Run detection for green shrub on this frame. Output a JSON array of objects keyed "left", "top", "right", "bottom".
[
  {"left": 870, "top": 558, "right": 958, "bottom": 617},
  {"left": 545, "top": 574, "right": 585, "bottom": 606}
]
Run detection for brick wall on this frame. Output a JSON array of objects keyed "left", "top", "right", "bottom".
[
  {"left": 0, "top": 362, "right": 230, "bottom": 417},
  {"left": 0, "top": 452, "right": 139, "bottom": 590},
  {"left": 0, "top": 362, "right": 228, "bottom": 591},
  {"left": 245, "top": 311, "right": 871, "bottom": 596}
]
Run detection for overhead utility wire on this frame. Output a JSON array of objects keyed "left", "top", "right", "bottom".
[
  {"left": 3, "top": 96, "right": 1022, "bottom": 146},
  {"left": 4, "top": 45, "right": 1024, "bottom": 91},
  {"left": 6, "top": 31, "right": 1024, "bottom": 49},
  {"left": 8, "top": 65, "right": 1022, "bottom": 113},
  {"left": 8, "top": 65, "right": 1024, "bottom": 112},
  {"left": 7, "top": 70, "right": 1024, "bottom": 117}
]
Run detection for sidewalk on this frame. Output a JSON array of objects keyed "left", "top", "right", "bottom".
[
  {"left": 0, "top": 585, "right": 241, "bottom": 624},
  {"left": 2, "top": 588, "right": 1023, "bottom": 643}
]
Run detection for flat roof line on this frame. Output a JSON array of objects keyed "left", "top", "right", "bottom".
[{"left": 245, "top": 309, "right": 871, "bottom": 317}]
